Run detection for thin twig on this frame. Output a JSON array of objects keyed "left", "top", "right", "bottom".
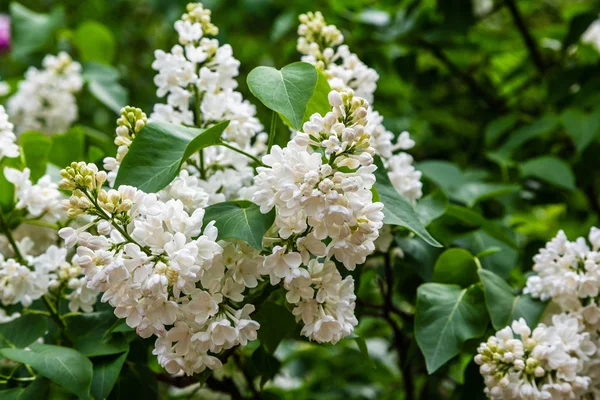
[
  {"left": 0, "top": 208, "right": 25, "bottom": 264},
  {"left": 418, "top": 39, "right": 507, "bottom": 111},
  {"left": 504, "top": 0, "right": 546, "bottom": 74},
  {"left": 381, "top": 251, "right": 415, "bottom": 400}
]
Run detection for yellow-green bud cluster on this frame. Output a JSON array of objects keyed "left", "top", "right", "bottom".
[
  {"left": 115, "top": 106, "right": 147, "bottom": 147},
  {"left": 297, "top": 12, "right": 343, "bottom": 69},
  {"left": 59, "top": 162, "right": 106, "bottom": 192},
  {"left": 182, "top": 3, "right": 218, "bottom": 36}
]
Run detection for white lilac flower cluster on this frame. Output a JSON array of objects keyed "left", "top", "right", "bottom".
[
  {"left": 150, "top": 3, "right": 265, "bottom": 203},
  {"left": 296, "top": 12, "right": 422, "bottom": 205},
  {"left": 253, "top": 90, "right": 383, "bottom": 342},
  {"left": 476, "top": 228, "right": 600, "bottom": 399},
  {"left": 0, "top": 105, "right": 18, "bottom": 164},
  {"left": 7, "top": 52, "right": 83, "bottom": 135},
  {"left": 0, "top": 108, "right": 96, "bottom": 313},
  {"left": 475, "top": 316, "right": 596, "bottom": 399},
  {"left": 58, "top": 160, "right": 263, "bottom": 375}
]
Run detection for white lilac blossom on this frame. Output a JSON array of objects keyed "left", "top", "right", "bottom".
[
  {"left": 475, "top": 316, "right": 596, "bottom": 400},
  {"left": 476, "top": 228, "right": 600, "bottom": 399},
  {"left": 7, "top": 52, "right": 83, "bottom": 135},
  {"left": 149, "top": 2, "right": 265, "bottom": 202},
  {"left": 284, "top": 259, "right": 357, "bottom": 344},
  {"left": 58, "top": 162, "right": 262, "bottom": 375},
  {"left": 582, "top": 18, "right": 600, "bottom": 52},
  {"left": 524, "top": 228, "right": 600, "bottom": 316},
  {"left": 0, "top": 81, "right": 9, "bottom": 97},
  {"left": 0, "top": 105, "right": 19, "bottom": 162},
  {"left": 253, "top": 90, "right": 382, "bottom": 343},
  {"left": 297, "top": 12, "right": 422, "bottom": 204},
  {"left": 150, "top": 2, "right": 262, "bottom": 144}
]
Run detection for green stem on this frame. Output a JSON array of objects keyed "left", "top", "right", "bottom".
[
  {"left": 21, "top": 219, "right": 59, "bottom": 230},
  {"left": 267, "top": 110, "right": 277, "bottom": 153},
  {"left": 193, "top": 86, "right": 206, "bottom": 179},
  {"left": 83, "top": 191, "right": 152, "bottom": 256},
  {"left": 218, "top": 141, "right": 264, "bottom": 166},
  {"left": 42, "top": 295, "right": 72, "bottom": 345},
  {"left": 22, "top": 309, "right": 51, "bottom": 317},
  {"left": 0, "top": 207, "right": 26, "bottom": 265}
]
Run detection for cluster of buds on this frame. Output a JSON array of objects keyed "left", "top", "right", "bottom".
[
  {"left": 297, "top": 11, "right": 343, "bottom": 67},
  {"left": 115, "top": 106, "right": 147, "bottom": 148},
  {"left": 178, "top": 2, "right": 219, "bottom": 45},
  {"left": 58, "top": 162, "right": 134, "bottom": 221},
  {"left": 297, "top": 90, "right": 374, "bottom": 169}
]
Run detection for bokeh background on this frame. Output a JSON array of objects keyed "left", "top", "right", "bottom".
[{"left": 1, "top": 0, "right": 600, "bottom": 398}]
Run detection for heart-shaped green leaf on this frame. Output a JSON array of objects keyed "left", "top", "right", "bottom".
[
  {"left": 415, "top": 283, "right": 489, "bottom": 374},
  {"left": 247, "top": 62, "right": 331, "bottom": 130}
]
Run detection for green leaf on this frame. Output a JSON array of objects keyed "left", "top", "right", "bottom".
[
  {"left": 456, "top": 230, "right": 517, "bottom": 279},
  {"left": 347, "top": 334, "right": 376, "bottom": 368},
  {"left": 445, "top": 205, "right": 517, "bottom": 249},
  {"left": 0, "top": 378, "right": 49, "bottom": 400},
  {"left": 419, "top": 161, "right": 518, "bottom": 207},
  {"left": 203, "top": 200, "right": 275, "bottom": 250},
  {"left": 251, "top": 345, "right": 281, "bottom": 382},
  {"left": 10, "top": 3, "right": 64, "bottom": 60},
  {"left": 415, "top": 283, "right": 489, "bottom": 373},
  {"left": 478, "top": 269, "right": 546, "bottom": 330},
  {"left": 520, "top": 156, "right": 575, "bottom": 191},
  {"left": 432, "top": 248, "right": 479, "bottom": 288},
  {"left": 395, "top": 236, "right": 443, "bottom": 281},
  {"left": 48, "top": 126, "right": 85, "bottom": 168},
  {"left": 73, "top": 21, "right": 116, "bottom": 64},
  {"left": 416, "top": 189, "right": 448, "bottom": 226},
  {"left": 0, "top": 157, "right": 21, "bottom": 212},
  {"left": 247, "top": 62, "right": 331, "bottom": 130},
  {"left": 563, "top": 10, "right": 600, "bottom": 50},
  {"left": 484, "top": 114, "right": 519, "bottom": 147},
  {"left": 561, "top": 108, "right": 600, "bottom": 153},
  {"left": 0, "top": 343, "right": 93, "bottom": 399},
  {"left": 0, "top": 314, "right": 48, "bottom": 348},
  {"left": 373, "top": 156, "right": 440, "bottom": 247},
  {"left": 64, "top": 312, "right": 129, "bottom": 357},
  {"left": 253, "top": 301, "right": 296, "bottom": 354},
  {"left": 83, "top": 63, "right": 128, "bottom": 113},
  {"left": 91, "top": 351, "right": 128, "bottom": 400},
  {"left": 115, "top": 120, "right": 229, "bottom": 193},
  {"left": 20, "top": 131, "right": 52, "bottom": 182},
  {"left": 492, "top": 115, "right": 559, "bottom": 159}
]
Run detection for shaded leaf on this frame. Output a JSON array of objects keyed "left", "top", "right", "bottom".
[
  {"left": 520, "top": 156, "right": 575, "bottom": 191},
  {"left": 91, "top": 351, "right": 128, "bottom": 400},
  {"left": 0, "top": 344, "right": 93, "bottom": 399},
  {"left": 203, "top": 200, "right": 275, "bottom": 250},
  {"left": 374, "top": 156, "right": 440, "bottom": 247},
  {"left": 415, "top": 283, "right": 488, "bottom": 373},
  {"left": 432, "top": 248, "right": 479, "bottom": 287},
  {"left": 19, "top": 131, "right": 51, "bottom": 181},
  {"left": 0, "top": 314, "right": 48, "bottom": 348},
  {"left": 73, "top": 21, "right": 116, "bottom": 64},
  {"left": 253, "top": 301, "right": 296, "bottom": 354},
  {"left": 478, "top": 269, "right": 546, "bottom": 330},
  {"left": 10, "top": 3, "right": 64, "bottom": 60},
  {"left": 561, "top": 108, "right": 600, "bottom": 153}
]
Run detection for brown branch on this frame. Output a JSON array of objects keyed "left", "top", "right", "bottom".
[{"left": 504, "top": 0, "right": 546, "bottom": 74}]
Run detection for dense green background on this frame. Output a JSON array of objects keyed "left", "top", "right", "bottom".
[{"left": 2, "top": 0, "right": 600, "bottom": 398}]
